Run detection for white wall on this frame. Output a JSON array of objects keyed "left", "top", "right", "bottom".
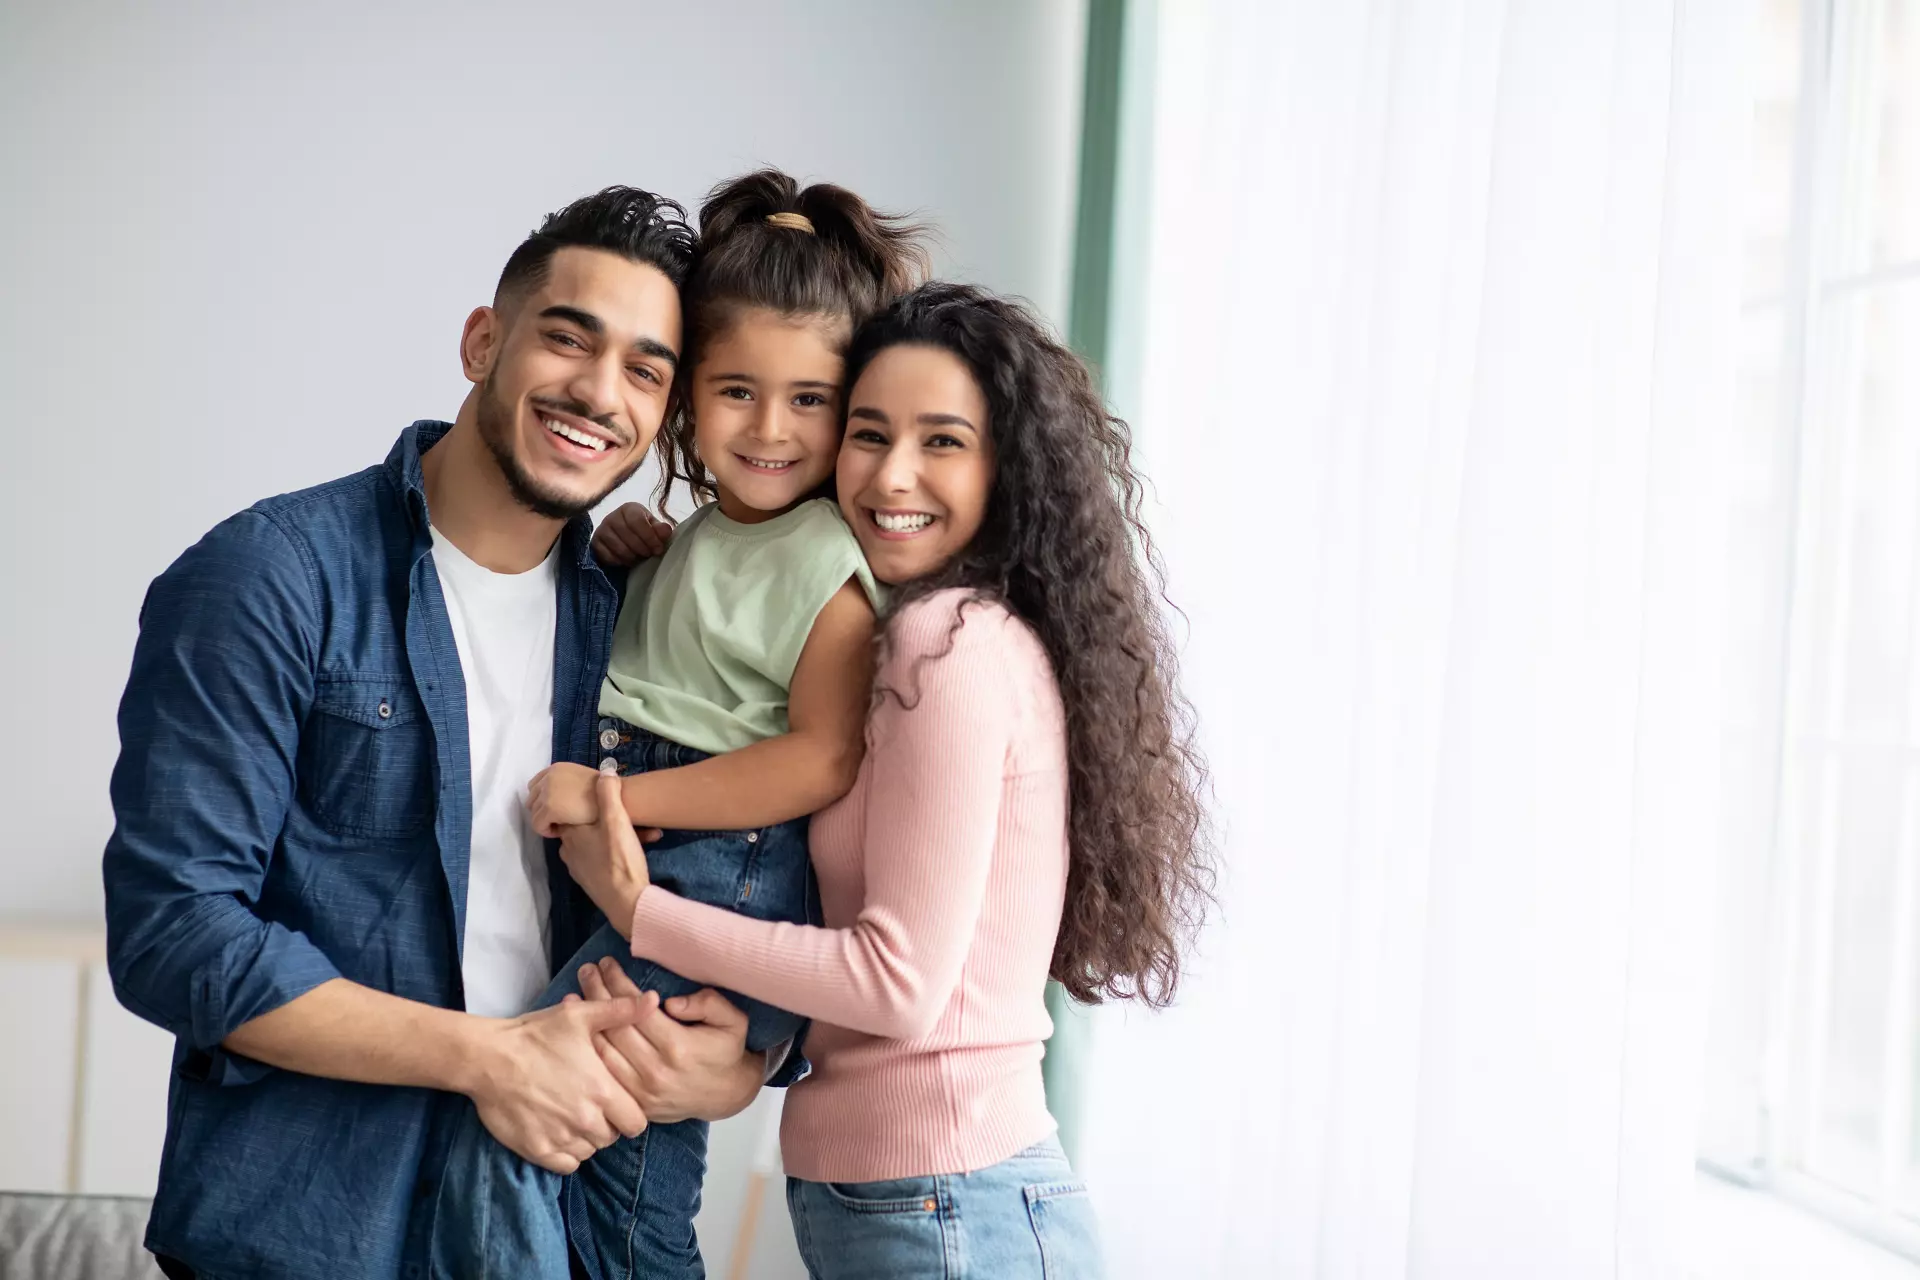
[{"left": 0, "top": 0, "right": 1086, "bottom": 923}]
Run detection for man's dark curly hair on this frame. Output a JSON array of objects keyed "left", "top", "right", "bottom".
[
  {"left": 494, "top": 185, "right": 697, "bottom": 312},
  {"left": 847, "top": 282, "right": 1214, "bottom": 1007}
]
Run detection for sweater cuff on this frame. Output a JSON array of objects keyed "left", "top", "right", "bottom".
[{"left": 630, "top": 885, "right": 700, "bottom": 969}]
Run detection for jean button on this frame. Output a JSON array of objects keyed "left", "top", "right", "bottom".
[
  {"left": 599, "top": 728, "right": 620, "bottom": 750},
  {"left": 745, "top": 831, "right": 759, "bottom": 844},
  {"left": 600, "top": 757, "right": 619, "bottom": 774}
]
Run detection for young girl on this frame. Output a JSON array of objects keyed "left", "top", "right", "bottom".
[
  {"left": 566, "top": 282, "right": 1215, "bottom": 1279},
  {"left": 431, "top": 169, "right": 927, "bottom": 1280}
]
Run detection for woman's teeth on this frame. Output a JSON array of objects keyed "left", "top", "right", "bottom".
[
  {"left": 739, "top": 456, "right": 796, "bottom": 471},
  {"left": 544, "top": 417, "right": 607, "bottom": 452},
  {"left": 873, "top": 511, "right": 934, "bottom": 533}
]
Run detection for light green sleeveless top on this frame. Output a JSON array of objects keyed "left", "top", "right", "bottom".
[{"left": 598, "top": 499, "right": 881, "bottom": 755}]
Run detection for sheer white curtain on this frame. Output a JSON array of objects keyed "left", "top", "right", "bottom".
[{"left": 1082, "top": 1, "right": 1751, "bottom": 1276}]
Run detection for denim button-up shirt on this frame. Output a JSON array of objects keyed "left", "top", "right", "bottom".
[{"left": 103, "top": 420, "right": 618, "bottom": 1278}]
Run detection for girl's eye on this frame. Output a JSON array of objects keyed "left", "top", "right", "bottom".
[
  {"left": 719, "top": 386, "right": 753, "bottom": 401},
  {"left": 794, "top": 393, "right": 828, "bottom": 409}
]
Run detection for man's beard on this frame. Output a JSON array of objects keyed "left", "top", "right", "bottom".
[{"left": 477, "top": 375, "right": 644, "bottom": 520}]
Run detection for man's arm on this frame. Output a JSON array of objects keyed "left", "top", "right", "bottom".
[
  {"left": 104, "top": 510, "right": 340, "bottom": 1080},
  {"left": 226, "top": 978, "right": 652, "bottom": 1173},
  {"left": 101, "top": 511, "right": 644, "bottom": 1172}
]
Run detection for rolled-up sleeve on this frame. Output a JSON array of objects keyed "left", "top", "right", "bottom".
[{"left": 103, "top": 509, "right": 341, "bottom": 1085}]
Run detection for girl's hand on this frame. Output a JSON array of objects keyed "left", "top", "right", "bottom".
[
  {"left": 527, "top": 762, "right": 604, "bottom": 838},
  {"left": 592, "top": 503, "right": 675, "bottom": 567},
  {"left": 557, "top": 771, "right": 653, "bottom": 937}
]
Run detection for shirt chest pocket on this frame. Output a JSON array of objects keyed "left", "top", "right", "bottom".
[{"left": 298, "top": 676, "right": 436, "bottom": 840}]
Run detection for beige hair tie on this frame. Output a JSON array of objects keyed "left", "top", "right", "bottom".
[{"left": 765, "top": 212, "right": 815, "bottom": 233}]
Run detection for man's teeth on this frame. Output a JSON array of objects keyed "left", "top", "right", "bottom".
[
  {"left": 544, "top": 417, "right": 607, "bottom": 452},
  {"left": 874, "top": 511, "right": 934, "bottom": 533},
  {"left": 740, "top": 457, "right": 794, "bottom": 471}
]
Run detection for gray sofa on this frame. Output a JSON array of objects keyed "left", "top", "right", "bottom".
[{"left": 0, "top": 1194, "right": 157, "bottom": 1280}]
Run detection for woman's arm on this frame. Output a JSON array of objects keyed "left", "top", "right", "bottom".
[
  {"left": 600, "top": 600, "right": 1018, "bottom": 1040},
  {"left": 530, "top": 580, "right": 875, "bottom": 835}
]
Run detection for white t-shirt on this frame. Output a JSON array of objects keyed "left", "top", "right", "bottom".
[{"left": 430, "top": 527, "right": 559, "bottom": 1019}]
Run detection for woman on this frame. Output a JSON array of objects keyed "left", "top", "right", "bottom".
[{"left": 564, "top": 281, "right": 1212, "bottom": 1278}]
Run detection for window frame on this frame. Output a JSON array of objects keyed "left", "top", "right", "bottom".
[{"left": 1707, "top": 0, "right": 1920, "bottom": 1264}]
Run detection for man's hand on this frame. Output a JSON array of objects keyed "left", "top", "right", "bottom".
[
  {"left": 593, "top": 503, "right": 675, "bottom": 567},
  {"left": 462, "top": 997, "right": 652, "bottom": 1175},
  {"left": 571, "top": 957, "right": 763, "bottom": 1125},
  {"left": 557, "top": 771, "right": 653, "bottom": 935},
  {"left": 528, "top": 762, "right": 604, "bottom": 838}
]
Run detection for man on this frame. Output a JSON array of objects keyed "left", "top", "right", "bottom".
[{"left": 103, "top": 187, "right": 775, "bottom": 1279}]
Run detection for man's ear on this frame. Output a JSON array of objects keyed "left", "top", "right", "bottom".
[{"left": 459, "top": 305, "right": 502, "bottom": 385}]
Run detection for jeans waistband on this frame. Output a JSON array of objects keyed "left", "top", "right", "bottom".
[{"left": 595, "top": 715, "right": 712, "bottom": 771}]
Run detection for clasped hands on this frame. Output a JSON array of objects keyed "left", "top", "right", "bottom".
[{"left": 470, "top": 769, "right": 752, "bottom": 1174}]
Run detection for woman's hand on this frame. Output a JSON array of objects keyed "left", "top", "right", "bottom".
[
  {"left": 557, "top": 771, "right": 653, "bottom": 936},
  {"left": 567, "top": 957, "right": 765, "bottom": 1124},
  {"left": 592, "top": 503, "right": 675, "bottom": 567}
]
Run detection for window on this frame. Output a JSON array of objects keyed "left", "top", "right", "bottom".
[{"left": 1704, "top": 0, "right": 1920, "bottom": 1261}]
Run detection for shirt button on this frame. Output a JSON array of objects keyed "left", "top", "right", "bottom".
[
  {"left": 377, "top": 700, "right": 392, "bottom": 719},
  {"left": 600, "top": 757, "right": 619, "bottom": 774},
  {"left": 745, "top": 832, "right": 759, "bottom": 844},
  {"left": 599, "top": 728, "right": 621, "bottom": 750}
]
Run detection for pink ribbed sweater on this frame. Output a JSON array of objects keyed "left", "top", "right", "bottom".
[{"left": 628, "top": 589, "right": 1068, "bottom": 1182}]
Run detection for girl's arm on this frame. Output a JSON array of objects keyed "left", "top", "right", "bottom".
[
  {"left": 621, "top": 600, "right": 1017, "bottom": 1041},
  {"left": 532, "top": 579, "right": 875, "bottom": 834},
  {"left": 620, "top": 579, "right": 874, "bottom": 828}
]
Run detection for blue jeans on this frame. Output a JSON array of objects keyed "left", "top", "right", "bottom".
[
  {"left": 786, "top": 1138, "right": 1104, "bottom": 1280},
  {"left": 430, "top": 719, "right": 817, "bottom": 1280}
]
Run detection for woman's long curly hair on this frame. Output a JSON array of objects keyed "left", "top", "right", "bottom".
[{"left": 846, "top": 282, "right": 1214, "bottom": 1007}]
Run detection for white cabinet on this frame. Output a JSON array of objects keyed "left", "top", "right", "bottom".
[
  {"left": 0, "top": 954, "right": 82, "bottom": 1192},
  {"left": 0, "top": 931, "right": 170, "bottom": 1197},
  {"left": 75, "top": 960, "right": 173, "bottom": 1196}
]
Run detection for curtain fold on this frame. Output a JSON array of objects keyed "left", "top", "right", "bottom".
[{"left": 1081, "top": 2, "right": 1751, "bottom": 1275}]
